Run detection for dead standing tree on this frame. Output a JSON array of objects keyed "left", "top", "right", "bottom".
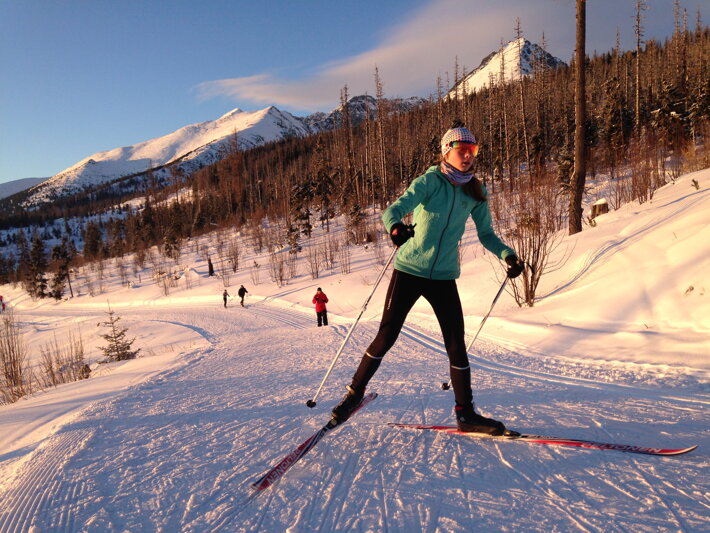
[{"left": 569, "top": 0, "right": 587, "bottom": 235}]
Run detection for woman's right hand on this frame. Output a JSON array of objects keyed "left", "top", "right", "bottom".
[{"left": 390, "top": 223, "right": 415, "bottom": 247}]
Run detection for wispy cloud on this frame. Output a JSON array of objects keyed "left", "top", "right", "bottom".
[
  {"left": 199, "top": 0, "right": 681, "bottom": 112},
  {"left": 196, "top": 0, "right": 560, "bottom": 112}
]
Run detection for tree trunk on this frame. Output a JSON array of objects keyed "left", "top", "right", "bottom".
[
  {"left": 569, "top": 0, "right": 586, "bottom": 235},
  {"left": 515, "top": 20, "right": 532, "bottom": 182}
]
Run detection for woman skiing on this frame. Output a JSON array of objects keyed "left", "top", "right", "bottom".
[{"left": 331, "top": 123, "right": 523, "bottom": 435}]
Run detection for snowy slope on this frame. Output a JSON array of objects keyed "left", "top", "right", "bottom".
[
  {"left": 449, "top": 37, "right": 566, "bottom": 97},
  {"left": 24, "top": 106, "right": 310, "bottom": 205},
  {"left": 0, "top": 169, "right": 707, "bottom": 532},
  {"left": 0, "top": 177, "right": 46, "bottom": 199}
]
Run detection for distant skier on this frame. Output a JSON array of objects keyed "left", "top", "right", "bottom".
[
  {"left": 330, "top": 123, "right": 524, "bottom": 435},
  {"left": 237, "top": 285, "right": 248, "bottom": 307},
  {"left": 312, "top": 287, "right": 329, "bottom": 327},
  {"left": 222, "top": 289, "right": 230, "bottom": 308}
]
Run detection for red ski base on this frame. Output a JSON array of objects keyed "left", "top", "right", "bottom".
[
  {"left": 251, "top": 393, "right": 378, "bottom": 492},
  {"left": 389, "top": 423, "right": 697, "bottom": 456}
]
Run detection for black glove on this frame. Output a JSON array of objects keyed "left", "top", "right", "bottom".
[
  {"left": 505, "top": 255, "right": 524, "bottom": 279},
  {"left": 390, "top": 223, "right": 415, "bottom": 247}
]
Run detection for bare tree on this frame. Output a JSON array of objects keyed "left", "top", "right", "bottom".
[
  {"left": 338, "top": 241, "right": 352, "bottom": 275},
  {"left": 306, "top": 243, "right": 322, "bottom": 279},
  {"left": 324, "top": 235, "right": 339, "bottom": 270},
  {"left": 227, "top": 236, "right": 241, "bottom": 273},
  {"left": 569, "top": 0, "right": 587, "bottom": 235},
  {"left": 495, "top": 173, "right": 569, "bottom": 306},
  {"left": 515, "top": 19, "right": 533, "bottom": 179},
  {"left": 115, "top": 257, "right": 129, "bottom": 287},
  {"left": 268, "top": 252, "right": 286, "bottom": 287},
  {"left": 249, "top": 260, "right": 261, "bottom": 285},
  {"left": 0, "top": 311, "right": 32, "bottom": 403},
  {"left": 39, "top": 330, "right": 87, "bottom": 388}
]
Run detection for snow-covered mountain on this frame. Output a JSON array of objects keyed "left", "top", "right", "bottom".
[
  {"left": 303, "top": 95, "right": 427, "bottom": 132},
  {"left": 448, "top": 37, "right": 566, "bottom": 97},
  {"left": 24, "top": 106, "right": 311, "bottom": 206},
  {"left": 22, "top": 95, "right": 428, "bottom": 208},
  {"left": 0, "top": 177, "right": 47, "bottom": 200}
]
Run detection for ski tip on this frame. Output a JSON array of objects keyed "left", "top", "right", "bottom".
[{"left": 663, "top": 444, "right": 698, "bottom": 456}]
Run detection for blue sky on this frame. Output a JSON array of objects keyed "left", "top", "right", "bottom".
[{"left": 1, "top": 0, "right": 707, "bottom": 184}]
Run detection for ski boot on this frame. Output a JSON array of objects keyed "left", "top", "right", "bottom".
[
  {"left": 331, "top": 385, "right": 365, "bottom": 424},
  {"left": 455, "top": 403, "right": 507, "bottom": 435}
]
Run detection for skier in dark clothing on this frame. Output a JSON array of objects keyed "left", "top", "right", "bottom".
[
  {"left": 237, "top": 285, "right": 248, "bottom": 307},
  {"left": 222, "top": 289, "right": 230, "bottom": 308},
  {"left": 312, "top": 288, "right": 329, "bottom": 327},
  {"left": 331, "top": 124, "right": 524, "bottom": 435}
]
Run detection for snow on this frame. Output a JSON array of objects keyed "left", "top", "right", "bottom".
[{"left": 0, "top": 169, "right": 708, "bottom": 531}]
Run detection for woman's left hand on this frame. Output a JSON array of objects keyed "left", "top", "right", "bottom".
[{"left": 505, "top": 256, "right": 524, "bottom": 278}]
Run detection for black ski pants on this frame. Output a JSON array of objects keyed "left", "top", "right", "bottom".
[
  {"left": 349, "top": 269, "right": 473, "bottom": 407},
  {"left": 317, "top": 310, "right": 328, "bottom": 327}
]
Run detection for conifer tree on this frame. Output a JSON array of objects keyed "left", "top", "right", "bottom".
[
  {"left": 0, "top": 254, "right": 14, "bottom": 285},
  {"left": 26, "top": 231, "right": 48, "bottom": 298},
  {"left": 99, "top": 306, "right": 139, "bottom": 362},
  {"left": 15, "top": 229, "right": 30, "bottom": 284},
  {"left": 50, "top": 237, "right": 74, "bottom": 300},
  {"left": 82, "top": 222, "right": 104, "bottom": 260}
]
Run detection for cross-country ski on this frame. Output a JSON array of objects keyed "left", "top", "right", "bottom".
[
  {"left": 251, "top": 393, "right": 378, "bottom": 492},
  {"left": 389, "top": 423, "right": 698, "bottom": 456}
]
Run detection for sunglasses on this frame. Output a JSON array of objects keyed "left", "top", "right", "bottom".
[{"left": 449, "top": 141, "right": 480, "bottom": 157}]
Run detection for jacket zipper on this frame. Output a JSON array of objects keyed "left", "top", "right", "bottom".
[{"left": 428, "top": 183, "right": 456, "bottom": 279}]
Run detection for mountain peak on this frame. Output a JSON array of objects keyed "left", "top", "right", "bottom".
[
  {"left": 218, "top": 108, "right": 244, "bottom": 120},
  {"left": 448, "top": 38, "right": 566, "bottom": 98}
]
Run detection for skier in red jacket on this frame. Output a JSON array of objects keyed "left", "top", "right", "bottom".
[{"left": 312, "top": 288, "right": 329, "bottom": 327}]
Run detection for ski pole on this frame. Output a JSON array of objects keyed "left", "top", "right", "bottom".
[
  {"left": 442, "top": 276, "right": 509, "bottom": 390},
  {"left": 306, "top": 246, "right": 397, "bottom": 408}
]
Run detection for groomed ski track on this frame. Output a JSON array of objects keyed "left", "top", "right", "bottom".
[{"left": 0, "top": 300, "right": 707, "bottom": 532}]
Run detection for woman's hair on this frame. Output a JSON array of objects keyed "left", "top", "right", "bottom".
[{"left": 463, "top": 176, "right": 487, "bottom": 202}]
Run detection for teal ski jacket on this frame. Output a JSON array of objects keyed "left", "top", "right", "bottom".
[{"left": 382, "top": 165, "right": 515, "bottom": 280}]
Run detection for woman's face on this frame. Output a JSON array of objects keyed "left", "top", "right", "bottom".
[{"left": 444, "top": 143, "right": 477, "bottom": 172}]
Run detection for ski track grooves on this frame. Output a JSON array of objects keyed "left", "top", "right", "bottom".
[
  {"left": 0, "top": 428, "right": 94, "bottom": 533},
  {"left": 595, "top": 421, "right": 692, "bottom": 531},
  {"left": 399, "top": 323, "right": 708, "bottom": 407},
  {"left": 247, "top": 304, "right": 311, "bottom": 329}
]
